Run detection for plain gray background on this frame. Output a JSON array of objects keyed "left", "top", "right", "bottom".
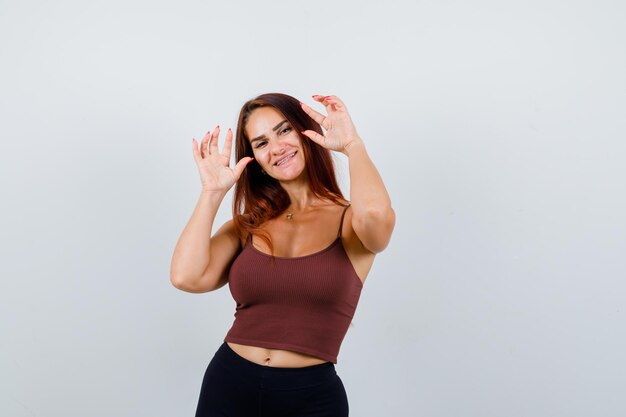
[{"left": 1, "top": 0, "right": 625, "bottom": 416}]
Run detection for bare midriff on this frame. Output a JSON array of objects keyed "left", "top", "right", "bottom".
[{"left": 226, "top": 342, "right": 330, "bottom": 368}]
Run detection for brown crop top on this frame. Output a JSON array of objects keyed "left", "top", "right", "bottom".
[{"left": 223, "top": 203, "right": 363, "bottom": 364}]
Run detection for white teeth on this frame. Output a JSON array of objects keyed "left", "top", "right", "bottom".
[{"left": 276, "top": 152, "right": 296, "bottom": 166}]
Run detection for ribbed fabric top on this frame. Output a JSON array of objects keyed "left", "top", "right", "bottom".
[{"left": 224, "top": 204, "right": 363, "bottom": 364}]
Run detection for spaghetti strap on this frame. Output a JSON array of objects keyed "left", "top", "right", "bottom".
[{"left": 337, "top": 204, "right": 351, "bottom": 238}]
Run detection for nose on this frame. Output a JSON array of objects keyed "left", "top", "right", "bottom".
[{"left": 269, "top": 136, "right": 287, "bottom": 155}]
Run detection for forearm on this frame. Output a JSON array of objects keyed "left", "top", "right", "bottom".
[
  {"left": 344, "top": 140, "right": 393, "bottom": 217},
  {"left": 170, "top": 190, "right": 226, "bottom": 284}
]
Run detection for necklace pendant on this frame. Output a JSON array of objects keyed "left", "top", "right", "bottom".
[{"left": 286, "top": 213, "right": 293, "bottom": 220}]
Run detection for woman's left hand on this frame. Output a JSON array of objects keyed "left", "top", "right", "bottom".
[{"left": 300, "top": 95, "right": 364, "bottom": 155}]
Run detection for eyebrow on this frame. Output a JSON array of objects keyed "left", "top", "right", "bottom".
[{"left": 250, "top": 119, "right": 289, "bottom": 144}]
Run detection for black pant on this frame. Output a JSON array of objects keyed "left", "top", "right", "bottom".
[{"left": 194, "top": 342, "right": 349, "bottom": 417}]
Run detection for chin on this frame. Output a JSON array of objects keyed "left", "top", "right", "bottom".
[{"left": 272, "top": 166, "right": 306, "bottom": 182}]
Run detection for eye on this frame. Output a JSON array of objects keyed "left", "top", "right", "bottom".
[
  {"left": 280, "top": 126, "right": 292, "bottom": 134},
  {"left": 254, "top": 141, "right": 267, "bottom": 149}
]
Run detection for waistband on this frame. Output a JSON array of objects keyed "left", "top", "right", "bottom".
[{"left": 213, "top": 342, "right": 336, "bottom": 390}]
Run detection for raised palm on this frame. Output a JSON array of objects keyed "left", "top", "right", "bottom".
[
  {"left": 192, "top": 126, "right": 253, "bottom": 193},
  {"left": 300, "top": 95, "right": 363, "bottom": 155}
]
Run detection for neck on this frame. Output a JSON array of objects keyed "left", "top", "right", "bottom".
[{"left": 281, "top": 184, "right": 320, "bottom": 213}]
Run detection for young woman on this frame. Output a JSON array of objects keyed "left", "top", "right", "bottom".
[{"left": 170, "top": 93, "right": 395, "bottom": 416}]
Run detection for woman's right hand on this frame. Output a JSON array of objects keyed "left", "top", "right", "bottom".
[{"left": 192, "top": 125, "right": 254, "bottom": 193}]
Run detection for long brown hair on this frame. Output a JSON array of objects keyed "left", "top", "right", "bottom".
[{"left": 232, "top": 93, "right": 347, "bottom": 257}]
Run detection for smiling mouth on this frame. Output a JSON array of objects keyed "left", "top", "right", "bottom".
[{"left": 275, "top": 151, "right": 297, "bottom": 166}]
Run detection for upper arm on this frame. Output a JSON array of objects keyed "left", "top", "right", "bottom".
[
  {"left": 179, "top": 219, "right": 242, "bottom": 293},
  {"left": 351, "top": 205, "right": 396, "bottom": 254}
]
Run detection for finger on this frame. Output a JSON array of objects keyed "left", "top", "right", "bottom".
[
  {"left": 301, "top": 129, "right": 326, "bottom": 147},
  {"left": 209, "top": 125, "right": 220, "bottom": 155},
  {"left": 201, "top": 130, "right": 211, "bottom": 158},
  {"left": 299, "top": 101, "right": 328, "bottom": 128},
  {"left": 222, "top": 127, "right": 233, "bottom": 162},
  {"left": 312, "top": 95, "right": 335, "bottom": 113},
  {"left": 192, "top": 138, "right": 202, "bottom": 163},
  {"left": 320, "top": 95, "right": 339, "bottom": 113},
  {"left": 232, "top": 157, "right": 255, "bottom": 182},
  {"left": 314, "top": 94, "right": 344, "bottom": 113},
  {"left": 324, "top": 95, "right": 345, "bottom": 111},
  {"left": 312, "top": 94, "right": 334, "bottom": 107}
]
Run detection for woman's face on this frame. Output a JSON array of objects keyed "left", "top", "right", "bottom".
[{"left": 245, "top": 106, "right": 306, "bottom": 182}]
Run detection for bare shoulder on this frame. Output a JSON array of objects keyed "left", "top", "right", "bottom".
[
  {"left": 234, "top": 213, "right": 252, "bottom": 248},
  {"left": 339, "top": 201, "right": 376, "bottom": 284},
  {"left": 213, "top": 217, "right": 234, "bottom": 233},
  {"left": 211, "top": 218, "right": 242, "bottom": 252},
  {"left": 177, "top": 216, "right": 242, "bottom": 293},
  {"left": 344, "top": 200, "right": 395, "bottom": 254},
  {"left": 339, "top": 202, "right": 373, "bottom": 254}
]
